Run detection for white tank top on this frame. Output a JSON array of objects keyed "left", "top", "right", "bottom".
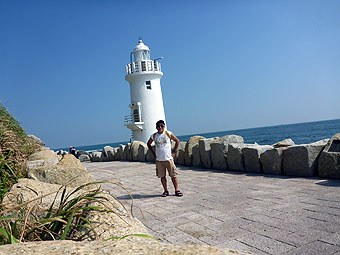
[{"left": 151, "top": 131, "right": 172, "bottom": 161}]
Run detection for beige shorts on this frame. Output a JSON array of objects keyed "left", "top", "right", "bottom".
[{"left": 156, "top": 159, "right": 178, "bottom": 178}]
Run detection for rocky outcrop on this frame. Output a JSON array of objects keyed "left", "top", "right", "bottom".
[
  {"left": 242, "top": 144, "right": 272, "bottom": 173},
  {"left": 185, "top": 136, "right": 205, "bottom": 166},
  {"left": 102, "top": 146, "right": 115, "bottom": 161},
  {"left": 27, "top": 134, "right": 45, "bottom": 146},
  {"left": 28, "top": 154, "right": 95, "bottom": 187},
  {"left": 318, "top": 133, "right": 340, "bottom": 178},
  {"left": 131, "top": 142, "right": 144, "bottom": 161},
  {"left": 283, "top": 139, "right": 329, "bottom": 177}
]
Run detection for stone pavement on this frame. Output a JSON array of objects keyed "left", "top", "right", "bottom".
[{"left": 83, "top": 161, "right": 340, "bottom": 255}]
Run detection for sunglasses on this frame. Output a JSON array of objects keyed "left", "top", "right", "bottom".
[{"left": 156, "top": 124, "right": 165, "bottom": 128}]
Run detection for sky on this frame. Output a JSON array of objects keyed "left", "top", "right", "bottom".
[{"left": 1, "top": 0, "right": 339, "bottom": 149}]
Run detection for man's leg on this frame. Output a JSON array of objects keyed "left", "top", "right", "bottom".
[
  {"left": 161, "top": 176, "right": 168, "bottom": 192},
  {"left": 171, "top": 177, "right": 179, "bottom": 191}
]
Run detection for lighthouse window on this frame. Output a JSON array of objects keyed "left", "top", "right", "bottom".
[
  {"left": 146, "top": 81, "right": 152, "bottom": 90},
  {"left": 141, "top": 61, "right": 146, "bottom": 71}
]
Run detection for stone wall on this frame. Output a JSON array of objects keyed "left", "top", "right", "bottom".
[{"left": 88, "top": 134, "right": 340, "bottom": 179}]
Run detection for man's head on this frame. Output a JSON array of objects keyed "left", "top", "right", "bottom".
[{"left": 156, "top": 120, "right": 165, "bottom": 133}]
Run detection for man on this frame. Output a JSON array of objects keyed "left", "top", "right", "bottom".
[{"left": 147, "top": 120, "right": 183, "bottom": 197}]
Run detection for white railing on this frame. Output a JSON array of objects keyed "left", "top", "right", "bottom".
[
  {"left": 124, "top": 112, "right": 142, "bottom": 125},
  {"left": 126, "top": 60, "right": 161, "bottom": 75}
]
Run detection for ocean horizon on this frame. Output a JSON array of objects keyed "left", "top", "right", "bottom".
[{"left": 54, "top": 118, "right": 340, "bottom": 152}]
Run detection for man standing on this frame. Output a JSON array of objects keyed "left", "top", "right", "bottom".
[{"left": 147, "top": 120, "right": 183, "bottom": 197}]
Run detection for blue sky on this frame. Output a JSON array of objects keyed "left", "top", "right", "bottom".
[{"left": 1, "top": 0, "right": 339, "bottom": 149}]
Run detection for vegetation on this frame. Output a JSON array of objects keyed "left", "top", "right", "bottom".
[
  {"left": 0, "top": 105, "right": 156, "bottom": 245},
  {"left": 0, "top": 104, "right": 38, "bottom": 202}
]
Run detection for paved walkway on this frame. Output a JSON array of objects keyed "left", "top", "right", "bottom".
[{"left": 83, "top": 161, "right": 340, "bottom": 255}]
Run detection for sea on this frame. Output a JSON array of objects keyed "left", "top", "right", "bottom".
[{"left": 54, "top": 119, "right": 340, "bottom": 152}]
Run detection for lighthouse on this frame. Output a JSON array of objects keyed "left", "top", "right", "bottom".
[{"left": 124, "top": 39, "right": 166, "bottom": 143}]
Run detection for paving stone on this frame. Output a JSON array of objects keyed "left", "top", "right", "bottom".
[
  {"left": 282, "top": 240, "right": 340, "bottom": 255},
  {"left": 236, "top": 232, "right": 295, "bottom": 254},
  {"left": 83, "top": 161, "right": 340, "bottom": 255}
]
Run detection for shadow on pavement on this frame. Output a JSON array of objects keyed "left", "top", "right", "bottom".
[
  {"left": 316, "top": 180, "right": 340, "bottom": 187},
  {"left": 117, "top": 194, "right": 160, "bottom": 200}
]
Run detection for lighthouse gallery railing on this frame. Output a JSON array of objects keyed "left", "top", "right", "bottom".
[{"left": 126, "top": 60, "right": 161, "bottom": 75}]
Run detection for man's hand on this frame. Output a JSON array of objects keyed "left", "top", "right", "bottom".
[{"left": 171, "top": 152, "right": 176, "bottom": 158}]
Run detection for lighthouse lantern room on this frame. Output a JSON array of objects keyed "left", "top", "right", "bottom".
[{"left": 124, "top": 39, "right": 166, "bottom": 143}]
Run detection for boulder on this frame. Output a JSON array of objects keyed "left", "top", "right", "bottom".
[
  {"left": 79, "top": 154, "right": 91, "bottom": 162},
  {"left": 28, "top": 154, "right": 96, "bottom": 187},
  {"left": 118, "top": 144, "right": 126, "bottom": 160},
  {"left": 260, "top": 148, "right": 284, "bottom": 175},
  {"left": 185, "top": 136, "right": 205, "bottom": 166},
  {"left": 0, "top": 239, "right": 250, "bottom": 255},
  {"left": 242, "top": 144, "right": 272, "bottom": 173},
  {"left": 90, "top": 151, "right": 103, "bottom": 162},
  {"left": 273, "top": 139, "right": 295, "bottom": 148},
  {"left": 3, "top": 178, "right": 151, "bottom": 243},
  {"left": 138, "top": 143, "right": 148, "bottom": 162},
  {"left": 283, "top": 139, "right": 329, "bottom": 177},
  {"left": 220, "top": 134, "right": 244, "bottom": 144},
  {"left": 210, "top": 142, "right": 228, "bottom": 170},
  {"left": 102, "top": 146, "right": 115, "bottom": 161},
  {"left": 192, "top": 144, "right": 201, "bottom": 167},
  {"left": 113, "top": 147, "right": 119, "bottom": 160},
  {"left": 124, "top": 143, "right": 132, "bottom": 161},
  {"left": 130, "top": 142, "right": 145, "bottom": 161},
  {"left": 175, "top": 141, "right": 186, "bottom": 165},
  {"left": 27, "top": 134, "right": 45, "bottom": 146},
  {"left": 75, "top": 150, "right": 89, "bottom": 158},
  {"left": 319, "top": 134, "right": 340, "bottom": 178},
  {"left": 227, "top": 143, "right": 245, "bottom": 172},
  {"left": 145, "top": 146, "right": 156, "bottom": 162},
  {"left": 199, "top": 138, "right": 219, "bottom": 169},
  {"left": 29, "top": 148, "right": 61, "bottom": 161},
  {"left": 26, "top": 157, "right": 60, "bottom": 171}
]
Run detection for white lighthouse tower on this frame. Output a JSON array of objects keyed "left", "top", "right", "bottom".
[{"left": 124, "top": 39, "right": 166, "bottom": 143}]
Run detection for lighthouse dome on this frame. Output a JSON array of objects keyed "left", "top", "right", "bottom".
[{"left": 133, "top": 39, "right": 150, "bottom": 61}]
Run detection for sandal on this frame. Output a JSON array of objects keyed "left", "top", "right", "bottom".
[
  {"left": 175, "top": 190, "right": 183, "bottom": 197},
  {"left": 161, "top": 191, "right": 169, "bottom": 197}
]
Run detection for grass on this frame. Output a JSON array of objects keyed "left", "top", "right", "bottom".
[{"left": 0, "top": 104, "right": 38, "bottom": 202}]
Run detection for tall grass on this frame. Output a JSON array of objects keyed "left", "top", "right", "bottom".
[{"left": 0, "top": 104, "right": 37, "bottom": 201}]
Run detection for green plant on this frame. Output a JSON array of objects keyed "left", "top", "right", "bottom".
[{"left": 0, "top": 179, "right": 155, "bottom": 244}]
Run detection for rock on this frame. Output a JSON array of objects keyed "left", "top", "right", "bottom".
[
  {"left": 138, "top": 143, "right": 148, "bottom": 162},
  {"left": 273, "top": 139, "right": 295, "bottom": 148},
  {"left": 124, "top": 143, "right": 131, "bottom": 161},
  {"left": 145, "top": 146, "right": 156, "bottom": 162},
  {"left": 29, "top": 148, "right": 61, "bottom": 161},
  {"left": 27, "top": 134, "right": 45, "bottom": 146},
  {"left": 220, "top": 134, "right": 244, "bottom": 144},
  {"left": 242, "top": 144, "right": 272, "bottom": 173},
  {"left": 192, "top": 145, "right": 201, "bottom": 167},
  {"left": 199, "top": 138, "right": 219, "bottom": 169},
  {"left": 26, "top": 158, "right": 60, "bottom": 171},
  {"left": 119, "top": 145, "right": 126, "bottom": 160},
  {"left": 28, "top": 154, "right": 96, "bottom": 186},
  {"left": 2, "top": 178, "right": 151, "bottom": 243},
  {"left": 185, "top": 136, "right": 205, "bottom": 166},
  {"left": 76, "top": 150, "right": 89, "bottom": 158},
  {"left": 0, "top": 239, "right": 251, "bottom": 255},
  {"left": 210, "top": 142, "right": 228, "bottom": 170},
  {"left": 79, "top": 154, "right": 91, "bottom": 162},
  {"left": 56, "top": 150, "right": 68, "bottom": 156},
  {"left": 113, "top": 147, "right": 119, "bottom": 160},
  {"left": 90, "top": 151, "right": 103, "bottom": 162},
  {"left": 175, "top": 141, "right": 186, "bottom": 165},
  {"left": 319, "top": 134, "right": 340, "bottom": 178},
  {"left": 102, "top": 146, "right": 115, "bottom": 161},
  {"left": 131, "top": 142, "right": 145, "bottom": 161},
  {"left": 227, "top": 143, "right": 245, "bottom": 172},
  {"left": 260, "top": 148, "right": 284, "bottom": 175},
  {"left": 283, "top": 139, "right": 329, "bottom": 177}
]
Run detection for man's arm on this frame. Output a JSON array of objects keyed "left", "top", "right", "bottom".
[
  {"left": 147, "top": 138, "right": 156, "bottom": 158},
  {"left": 170, "top": 133, "right": 180, "bottom": 158}
]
